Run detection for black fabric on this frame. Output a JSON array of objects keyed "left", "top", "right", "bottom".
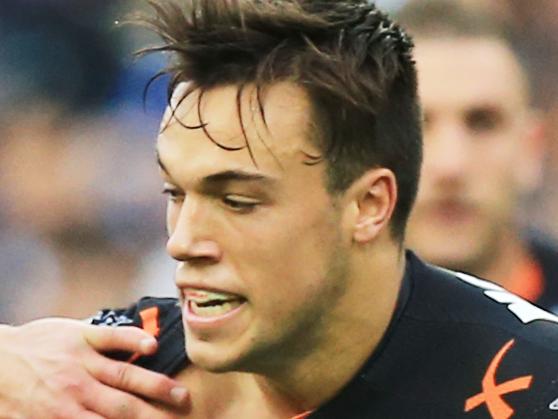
[
  {"left": 89, "top": 297, "right": 188, "bottom": 376},
  {"left": 310, "top": 253, "right": 558, "bottom": 418},
  {"left": 90, "top": 252, "right": 558, "bottom": 418}
]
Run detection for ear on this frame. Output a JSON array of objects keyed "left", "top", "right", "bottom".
[{"left": 348, "top": 168, "right": 398, "bottom": 244}]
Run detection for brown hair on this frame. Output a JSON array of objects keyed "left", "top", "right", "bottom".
[{"left": 138, "top": 0, "right": 422, "bottom": 241}]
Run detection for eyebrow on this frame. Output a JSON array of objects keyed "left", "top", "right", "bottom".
[
  {"left": 202, "top": 170, "right": 272, "bottom": 185},
  {"left": 156, "top": 150, "right": 277, "bottom": 188}
]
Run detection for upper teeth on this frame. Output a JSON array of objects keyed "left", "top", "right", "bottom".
[{"left": 186, "top": 290, "right": 239, "bottom": 304}]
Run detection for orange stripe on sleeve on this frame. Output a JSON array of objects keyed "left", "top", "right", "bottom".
[
  {"left": 126, "top": 306, "right": 161, "bottom": 364},
  {"left": 139, "top": 306, "right": 161, "bottom": 338}
]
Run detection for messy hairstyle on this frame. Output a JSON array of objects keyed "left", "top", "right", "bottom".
[{"left": 139, "top": 0, "right": 422, "bottom": 242}]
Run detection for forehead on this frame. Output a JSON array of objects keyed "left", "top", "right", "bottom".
[
  {"left": 157, "top": 82, "right": 320, "bottom": 178},
  {"left": 414, "top": 37, "right": 529, "bottom": 111}
]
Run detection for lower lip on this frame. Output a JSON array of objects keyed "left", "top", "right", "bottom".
[{"left": 183, "top": 300, "right": 247, "bottom": 330}]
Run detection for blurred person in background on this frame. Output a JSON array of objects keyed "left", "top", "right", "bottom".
[
  {"left": 502, "top": 0, "right": 558, "bottom": 241},
  {"left": 398, "top": 0, "right": 558, "bottom": 311},
  {"left": 0, "top": 0, "right": 172, "bottom": 322},
  {"left": 0, "top": 111, "right": 166, "bottom": 320},
  {"left": 0, "top": 1, "right": 190, "bottom": 415}
]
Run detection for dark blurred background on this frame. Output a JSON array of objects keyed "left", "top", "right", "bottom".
[{"left": 0, "top": 0, "right": 557, "bottom": 323}]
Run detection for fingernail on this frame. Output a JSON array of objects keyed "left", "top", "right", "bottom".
[
  {"left": 139, "top": 337, "right": 157, "bottom": 353},
  {"left": 170, "top": 387, "right": 189, "bottom": 404}
]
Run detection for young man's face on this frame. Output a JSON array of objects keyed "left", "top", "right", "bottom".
[
  {"left": 157, "top": 83, "right": 352, "bottom": 374},
  {"left": 406, "top": 37, "right": 541, "bottom": 272}
]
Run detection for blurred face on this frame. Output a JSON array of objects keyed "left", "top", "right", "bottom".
[
  {"left": 406, "top": 37, "right": 540, "bottom": 272},
  {"left": 157, "top": 83, "right": 352, "bottom": 374}
]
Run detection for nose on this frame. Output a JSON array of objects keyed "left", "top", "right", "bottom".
[
  {"left": 424, "top": 118, "right": 471, "bottom": 184},
  {"left": 166, "top": 200, "right": 222, "bottom": 264}
]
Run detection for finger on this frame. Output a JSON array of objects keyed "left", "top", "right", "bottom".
[
  {"left": 87, "top": 355, "right": 189, "bottom": 408},
  {"left": 83, "top": 325, "right": 158, "bottom": 355},
  {"left": 82, "top": 381, "right": 182, "bottom": 419},
  {"left": 80, "top": 411, "right": 106, "bottom": 419}
]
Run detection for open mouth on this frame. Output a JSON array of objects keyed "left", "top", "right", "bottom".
[{"left": 185, "top": 290, "right": 246, "bottom": 318}]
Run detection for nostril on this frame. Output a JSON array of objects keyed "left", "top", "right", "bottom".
[{"left": 185, "top": 255, "right": 219, "bottom": 267}]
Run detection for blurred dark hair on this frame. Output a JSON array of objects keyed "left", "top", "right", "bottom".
[
  {"left": 396, "top": 0, "right": 511, "bottom": 46},
  {"left": 396, "top": 0, "right": 532, "bottom": 102},
  {"left": 138, "top": 0, "right": 422, "bottom": 242}
]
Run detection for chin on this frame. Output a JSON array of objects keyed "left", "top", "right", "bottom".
[{"left": 186, "top": 339, "right": 246, "bottom": 373}]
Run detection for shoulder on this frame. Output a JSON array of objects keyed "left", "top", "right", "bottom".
[
  {"left": 371, "top": 253, "right": 558, "bottom": 418},
  {"left": 406, "top": 253, "right": 558, "bottom": 344}
]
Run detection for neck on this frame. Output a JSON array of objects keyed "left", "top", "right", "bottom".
[{"left": 478, "top": 228, "right": 532, "bottom": 288}]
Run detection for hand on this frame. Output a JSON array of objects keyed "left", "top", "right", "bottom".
[{"left": 0, "top": 318, "right": 189, "bottom": 418}]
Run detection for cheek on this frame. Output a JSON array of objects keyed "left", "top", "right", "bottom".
[
  {"left": 253, "top": 217, "right": 338, "bottom": 288},
  {"left": 473, "top": 143, "right": 519, "bottom": 215},
  {"left": 476, "top": 141, "right": 518, "bottom": 187},
  {"left": 233, "top": 209, "right": 339, "bottom": 294},
  {"left": 237, "top": 222, "right": 309, "bottom": 271}
]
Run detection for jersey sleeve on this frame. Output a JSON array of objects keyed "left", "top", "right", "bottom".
[{"left": 88, "top": 296, "right": 188, "bottom": 376}]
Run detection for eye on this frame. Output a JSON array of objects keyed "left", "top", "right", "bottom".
[
  {"left": 465, "top": 107, "right": 504, "bottom": 134},
  {"left": 222, "top": 195, "right": 259, "bottom": 212},
  {"left": 162, "top": 186, "right": 184, "bottom": 203}
]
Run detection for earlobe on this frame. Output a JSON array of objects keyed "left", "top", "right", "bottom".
[{"left": 352, "top": 169, "right": 397, "bottom": 244}]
